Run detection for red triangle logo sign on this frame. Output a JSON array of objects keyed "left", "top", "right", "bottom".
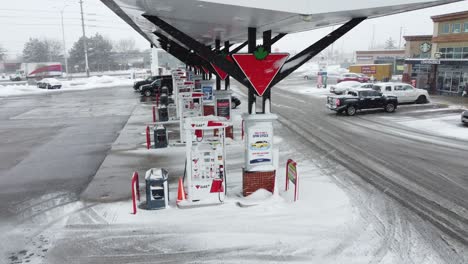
[
  {"left": 232, "top": 53, "right": 289, "bottom": 96},
  {"left": 201, "top": 66, "right": 210, "bottom": 75},
  {"left": 210, "top": 56, "right": 233, "bottom": 81}
]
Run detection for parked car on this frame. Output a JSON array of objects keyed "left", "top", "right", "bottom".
[
  {"left": 140, "top": 76, "right": 173, "bottom": 97},
  {"left": 326, "top": 89, "right": 398, "bottom": 116},
  {"left": 330, "top": 81, "right": 362, "bottom": 95},
  {"left": 37, "top": 78, "right": 62, "bottom": 89},
  {"left": 337, "top": 73, "right": 370, "bottom": 83},
  {"left": 231, "top": 95, "right": 241, "bottom": 109},
  {"left": 462, "top": 110, "right": 468, "bottom": 125},
  {"left": 371, "top": 82, "right": 429, "bottom": 104},
  {"left": 133, "top": 75, "right": 160, "bottom": 91}
]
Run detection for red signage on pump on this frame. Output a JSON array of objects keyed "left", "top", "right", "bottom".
[{"left": 232, "top": 53, "right": 289, "bottom": 96}]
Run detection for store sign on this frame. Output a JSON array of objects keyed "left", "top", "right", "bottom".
[
  {"left": 232, "top": 53, "right": 289, "bottom": 96},
  {"left": 420, "top": 42, "right": 432, "bottom": 53},
  {"left": 356, "top": 56, "right": 373, "bottom": 60},
  {"left": 201, "top": 66, "right": 210, "bottom": 75},
  {"left": 247, "top": 126, "right": 273, "bottom": 166},
  {"left": 421, "top": 59, "right": 440, "bottom": 65},
  {"left": 210, "top": 56, "right": 233, "bottom": 81},
  {"left": 216, "top": 98, "right": 230, "bottom": 119},
  {"left": 361, "top": 65, "right": 377, "bottom": 74}
]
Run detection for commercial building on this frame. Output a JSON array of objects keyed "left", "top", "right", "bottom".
[
  {"left": 403, "top": 10, "right": 468, "bottom": 95},
  {"left": 355, "top": 49, "right": 406, "bottom": 75}
]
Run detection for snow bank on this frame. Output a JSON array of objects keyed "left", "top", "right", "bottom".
[
  {"left": 398, "top": 114, "right": 468, "bottom": 141},
  {"left": 0, "top": 75, "right": 135, "bottom": 97}
]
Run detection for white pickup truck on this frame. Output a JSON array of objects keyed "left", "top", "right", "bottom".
[{"left": 372, "top": 82, "right": 429, "bottom": 104}]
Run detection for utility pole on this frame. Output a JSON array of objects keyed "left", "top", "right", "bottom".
[
  {"left": 79, "top": 0, "right": 90, "bottom": 77},
  {"left": 398, "top": 26, "right": 403, "bottom": 49},
  {"left": 60, "top": 8, "right": 69, "bottom": 77}
]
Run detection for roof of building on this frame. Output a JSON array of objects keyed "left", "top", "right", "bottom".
[
  {"left": 431, "top": 10, "right": 468, "bottom": 22},
  {"left": 403, "top": 35, "right": 433, "bottom": 41},
  {"left": 100, "top": 0, "right": 461, "bottom": 46},
  {"left": 355, "top": 50, "right": 405, "bottom": 54}
]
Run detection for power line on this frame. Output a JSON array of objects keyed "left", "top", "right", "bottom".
[{"left": 0, "top": 8, "right": 100, "bottom": 16}]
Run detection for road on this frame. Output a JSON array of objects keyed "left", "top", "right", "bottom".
[
  {"left": 271, "top": 78, "right": 468, "bottom": 245},
  {"left": 0, "top": 87, "right": 137, "bottom": 222}
]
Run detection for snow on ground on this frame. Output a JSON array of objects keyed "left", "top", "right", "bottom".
[
  {"left": 397, "top": 113, "right": 468, "bottom": 141},
  {"left": 0, "top": 75, "right": 137, "bottom": 97}
]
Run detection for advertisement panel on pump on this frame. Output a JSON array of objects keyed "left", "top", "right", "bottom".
[{"left": 247, "top": 125, "right": 273, "bottom": 166}]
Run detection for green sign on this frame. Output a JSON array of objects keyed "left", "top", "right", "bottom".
[{"left": 287, "top": 163, "right": 297, "bottom": 184}]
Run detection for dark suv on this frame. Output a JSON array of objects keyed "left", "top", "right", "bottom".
[
  {"left": 140, "top": 76, "right": 173, "bottom": 97},
  {"left": 133, "top": 76, "right": 160, "bottom": 91}
]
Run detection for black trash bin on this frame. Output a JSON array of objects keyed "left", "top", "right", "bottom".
[
  {"left": 158, "top": 106, "right": 169, "bottom": 122},
  {"left": 153, "top": 125, "right": 168, "bottom": 148},
  {"left": 145, "top": 168, "right": 169, "bottom": 210},
  {"left": 160, "top": 94, "right": 169, "bottom": 106}
]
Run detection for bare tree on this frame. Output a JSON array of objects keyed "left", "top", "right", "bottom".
[
  {"left": 23, "top": 38, "right": 62, "bottom": 62},
  {"left": 114, "top": 38, "right": 136, "bottom": 53},
  {"left": 384, "top": 37, "right": 397, "bottom": 50},
  {"left": 0, "top": 44, "right": 5, "bottom": 61},
  {"left": 114, "top": 38, "right": 137, "bottom": 68}
]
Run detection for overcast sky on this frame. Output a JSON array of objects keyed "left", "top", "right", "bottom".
[{"left": 0, "top": 0, "right": 467, "bottom": 59}]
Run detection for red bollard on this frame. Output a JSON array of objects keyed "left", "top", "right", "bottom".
[
  {"left": 152, "top": 106, "right": 156, "bottom": 123},
  {"left": 131, "top": 171, "right": 140, "bottom": 214},
  {"left": 241, "top": 120, "right": 245, "bottom": 140},
  {"left": 146, "top": 125, "right": 151, "bottom": 149}
]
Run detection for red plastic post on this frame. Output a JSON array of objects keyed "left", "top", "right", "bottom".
[
  {"left": 285, "top": 159, "right": 292, "bottom": 191},
  {"left": 294, "top": 169, "right": 298, "bottom": 202},
  {"left": 146, "top": 125, "right": 151, "bottom": 149},
  {"left": 152, "top": 106, "right": 156, "bottom": 123},
  {"left": 241, "top": 120, "right": 245, "bottom": 140},
  {"left": 134, "top": 172, "right": 140, "bottom": 201},
  {"left": 131, "top": 171, "right": 140, "bottom": 214}
]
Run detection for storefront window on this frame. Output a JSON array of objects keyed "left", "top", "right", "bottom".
[
  {"left": 446, "top": 48, "right": 453, "bottom": 59},
  {"left": 441, "top": 23, "right": 450, "bottom": 34},
  {"left": 452, "top": 23, "right": 461, "bottom": 33},
  {"left": 439, "top": 48, "right": 446, "bottom": 58},
  {"left": 454, "top": 47, "right": 462, "bottom": 59},
  {"left": 437, "top": 66, "right": 468, "bottom": 95},
  {"left": 440, "top": 47, "right": 468, "bottom": 59}
]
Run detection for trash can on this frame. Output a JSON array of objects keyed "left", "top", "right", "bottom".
[
  {"left": 158, "top": 106, "right": 169, "bottom": 122},
  {"left": 145, "top": 168, "right": 169, "bottom": 210},
  {"left": 160, "top": 94, "right": 169, "bottom": 106},
  {"left": 161, "top": 87, "right": 168, "bottom": 95},
  {"left": 153, "top": 125, "right": 168, "bottom": 148}
]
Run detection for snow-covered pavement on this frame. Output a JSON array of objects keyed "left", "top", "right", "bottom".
[{"left": 0, "top": 75, "right": 137, "bottom": 97}]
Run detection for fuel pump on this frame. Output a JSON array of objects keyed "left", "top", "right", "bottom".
[{"left": 179, "top": 116, "right": 231, "bottom": 207}]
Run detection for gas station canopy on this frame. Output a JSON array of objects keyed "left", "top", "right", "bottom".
[{"left": 101, "top": 0, "right": 460, "bottom": 46}]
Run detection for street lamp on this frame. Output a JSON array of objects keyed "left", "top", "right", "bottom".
[{"left": 53, "top": 3, "right": 70, "bottom": 78}]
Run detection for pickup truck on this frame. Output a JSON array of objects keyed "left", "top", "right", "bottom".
[
  {"left": 372, "top": 82, "right": 429, "bottom": 104},
  {"left": 327, "top": 88, "right": 398, "bottom": 116}
]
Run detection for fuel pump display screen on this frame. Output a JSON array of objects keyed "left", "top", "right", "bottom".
[
  {"left": 202, "top": 85, "right": 213, "bottom": 101},
  {"left": 216, "top": 99, "right": 230, "bottom": 119}
]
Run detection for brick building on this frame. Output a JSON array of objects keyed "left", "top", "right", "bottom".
[{"left": 404, "top": 10, "right": 468, "bottom": 95}]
